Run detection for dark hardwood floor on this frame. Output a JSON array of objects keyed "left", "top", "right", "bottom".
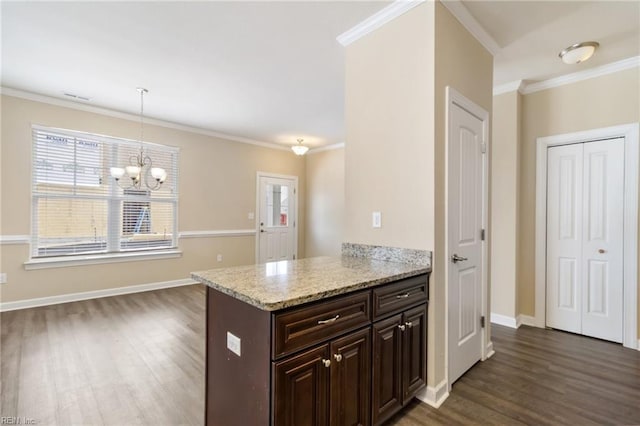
[{"left": 2, "top": 284, "right": 639, "bottom": 425}]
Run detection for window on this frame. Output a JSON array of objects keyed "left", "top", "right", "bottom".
[{"left": 31, "top": 125, "right": 179, "bottom": 258}]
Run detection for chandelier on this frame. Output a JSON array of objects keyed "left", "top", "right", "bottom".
[
  {"left": 291, "top": 138, "right": 309, "bottom": 156},
  {"left": 110, "top": 88, "right": 167, "bottom": 190}
]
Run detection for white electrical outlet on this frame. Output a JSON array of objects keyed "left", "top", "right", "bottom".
[
  {"left": 248, "top": 212, "right": 255, "bottom": 220},
  {"left": 0, "top": 273, "right": 6, "bottom": 284},
  {"left": 372, "top": 211, "right": 382, "bottom": 228},
  {"left": 217, "top": 254, "right": 223, "bottom": 262},
  {"left": 227, "top": 332, "right": 241, "bottom": 356}
]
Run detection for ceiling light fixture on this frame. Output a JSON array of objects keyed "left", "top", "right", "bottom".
[
  {"left": 291, "top": 138, "right": 309, "bottom": 156},
  {"left": 110, "top": 88, "right": 167, "bottom": 190},
  {"left": 559, "top": 41, "right": 599, "bottom": 65}
]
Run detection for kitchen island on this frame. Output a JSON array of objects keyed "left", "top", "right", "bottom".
[{"left": 192, "top": 253, "right": 431, "bottom": 426}]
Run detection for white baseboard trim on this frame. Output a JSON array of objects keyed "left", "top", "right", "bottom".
[
  {"left": 485, "top": 341, "right": 495, "bottom": 359},
  {"left": 517, "top": 314, "right": 536, "bottom": 327},
  {"left": 490, "top": 313, "right": 518, "bottom": 328},
  {"left": 0, "top": 278, "right": 197, "bottom": 312},
  {"left": 417, "top": 378, "right": 449, "bottom": 408}
]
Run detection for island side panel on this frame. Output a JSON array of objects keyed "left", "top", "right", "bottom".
[{"left": 206, "top": 287, "right": 272, "bottom": 426}]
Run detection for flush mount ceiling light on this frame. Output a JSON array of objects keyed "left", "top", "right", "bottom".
[
  {"left": 110, "top": 88, "right": 167, "bottom": 190},
  {"left": 291, "top": 138, "right": 309, "bottom": 156},
  {"left": 559, "top": 41, "right": 599, "bottom": 65}
]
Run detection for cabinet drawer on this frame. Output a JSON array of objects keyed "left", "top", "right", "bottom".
[
  {"left": 372, "top": 274, "right": 428, "bottom": 320},
  {"left": 273, "top": 291, "right": 371, "bottom": 359}
]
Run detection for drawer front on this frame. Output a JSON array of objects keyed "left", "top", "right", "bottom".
[
  {"left": 273, "top": 291, "right": 371, "bottom": 359},
  {"left": 372, "top": 274, "right": 428, "bottom": 320}
]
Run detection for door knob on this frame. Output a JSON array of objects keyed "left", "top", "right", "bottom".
[
  {"left": 398, "top": 324, "right": 406, "bottom": 331},
  {"left": 451, "top": 254, "right": 468, "bottom": 263},
  {"left": 322, "top": 359, "right": 331, "bottom": 368},
  {"left": 598, "top": 249, "right": 605, "bottom": 254},
  {"left": 333, "top": 353, "right": 343, "bottom": 363},
  {"left": 260, "top": 229, "right": 265, "bottom": 233}
]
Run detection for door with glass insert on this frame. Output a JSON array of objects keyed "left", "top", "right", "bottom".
[{"left": 258, "top": 175, "right": 297, "bottom": 263}]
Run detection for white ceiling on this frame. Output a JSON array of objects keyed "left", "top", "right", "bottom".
[
  {"left": 2, "top": 1, "right": 639, "bottom": 149},
  {"left": 462, "top": 0, "right": 640, "bottom": 86}
]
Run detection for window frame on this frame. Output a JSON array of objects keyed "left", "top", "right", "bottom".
[{"left": 29, "top": 125, "right": 180, "bottom": 264}]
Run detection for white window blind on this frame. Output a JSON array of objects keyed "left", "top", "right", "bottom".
[{"left": 32, "top": 125, "right": 179, "bottom": 258}]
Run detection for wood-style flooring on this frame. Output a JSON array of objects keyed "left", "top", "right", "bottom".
[{"left": 2, "top": 284, "right": 639, "bottom": 425}]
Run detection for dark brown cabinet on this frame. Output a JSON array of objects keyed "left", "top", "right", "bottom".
[
  {"left": 274, "top": 328, "right": 371, "bottom": 426},
  {"left": 372, "top": 306, "right": 427, "bottom": 425},
  {"left": 273, "top": 345, "right": 330, "bottom": 426},
  {"left": 205, "top": 273, "right": 428, "bottom": 426}
]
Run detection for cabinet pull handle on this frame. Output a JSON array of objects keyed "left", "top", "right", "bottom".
[
  {"left": 396, "top": 293, "right": 410, "bottom": 299},
  {"left": 405, "top": 321, "right": 413, "bottom": 329},
  {"left": 318, "top": 314, "right": 340, "bottom": 325},
  {"left": 333, "top": 353, "right": 343, "bottom": 362},
  {"left": 322, "top": 359, "right": 331, "bottom": 367},
  {"left": 398, "top": 324, "right": 406, "bottom": 331}
]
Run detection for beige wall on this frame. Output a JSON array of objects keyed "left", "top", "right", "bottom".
[
  {"left": 434, "top": 0, "right": 493, "bottom": 384},
  {"left": 519, "top": 67, "right": 640, "bottom": 330},
  {"left": 305, "top": 148, "right": 344, "bottom": 257},
  {"left": 0, "top": 94, "right": 306, "bottom": 302},
  {"left": 345, "top": 1, "right": 493, "bottom": 390},
  {"left": 344, "top": 1, "right": 435, "bottom": 251},
  {"left": 490, "top": 91, "right": 520, "bottom": 318}
]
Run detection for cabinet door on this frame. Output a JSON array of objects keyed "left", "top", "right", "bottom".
[
  {"left": 402, "top": 304, "right": 427, "bottom": 402},
  {"left": 330, "top": 328, "right": 371, "bottom": 426},
  {"left": 273, "top": 344, "right": 330, "bottom": 426},
  {"left": 372, "top": 314, "right": 403, "bottom": 425}
]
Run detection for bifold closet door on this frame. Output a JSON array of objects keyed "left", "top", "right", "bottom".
[{"left": 546, "top": 139, "right": 624, "bottom": 343}]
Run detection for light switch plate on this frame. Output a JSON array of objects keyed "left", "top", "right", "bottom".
[
  {"left": 248, "top": 212, "right": 255, "bottom": 220},
  {"left": 217, "top": 254, "right": 223, "bottom": 262},
  {"left": 227, "top": 332, "right": 241, "bottom": 356},
  {"left": 0, "top": 273, "right": 6, "bottom": 284},
  {"left": 372, "top": 211, "right": 382, "bottom": 228}
]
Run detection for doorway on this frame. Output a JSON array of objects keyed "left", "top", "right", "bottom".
[
  {"left": 446, "top": 87, "right": 490, "bottom": 387},
  {"left": 256, "top": 172, "right": 298, "bottom": 264},
  {"left": 535, "top": 124, "right": 639, "bottom": 349}
]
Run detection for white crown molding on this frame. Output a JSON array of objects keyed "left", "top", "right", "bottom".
[
  {"left": 307, "top": 142, "right": 345, "bottom": 154},
  {"left": 493, "top": 80, "right": 524, "bottom": 96},
  {"left": 440, "top": 0, "right": 501, "bottom": 55},
  {"left": 179, "top": 229, "right": 256, "bottom": 238},
  {"left": 0, "top": 86, "right": 291, "bottom": 152},
  {"left": 521, "top": 56, "right": 640, "bottom": 95},
  {"left": 0, "top": 235, "right": 30, "bottom": 245},
  {"left": 0, "top": 278, "right": 197, "bottom": 312},
  {"left": 336, "top": 0, "right": 425, "bottom": 46}
]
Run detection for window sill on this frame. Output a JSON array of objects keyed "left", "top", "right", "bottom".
[{"left": 24, "top": 249, "right": 182, "bottom": 270}]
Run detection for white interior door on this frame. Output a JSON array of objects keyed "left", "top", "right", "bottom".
[
  {"left": 448, "top": 102, "right": 484, "bottom": 385},
  {"left": 546, "top": 138, "right": 624, "bottom": 343},
  {"left": 546, "top": 143, "right": 584, "bottom": 333},
  {"left": 257, "top": 175, "right": 297, "bottom": 263}
]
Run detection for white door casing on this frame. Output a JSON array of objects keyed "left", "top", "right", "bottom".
[
  {"left": 256, "top": 173, "right": 298, "bottom": 264},
  {"left": 546, "top": 139, "right": 624, "bottom": 343},
  {"left": 535, "top": 124, "right": 638, "bottom": 350},
  {"left": 446, "top": 87, "right": 489, "bottom": 387}
]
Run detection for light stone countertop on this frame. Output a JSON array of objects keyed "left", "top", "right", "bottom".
[{"left": 191, "top": 256, "right": 430, "bottom": 311}]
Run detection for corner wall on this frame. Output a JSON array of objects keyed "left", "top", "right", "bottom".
[
  {"left": 344, "top": 2, "right": 435, "bottom": 251},
  {"left": 490, "top": 91, "right": 520, "bottom": 320},
  {"left": 434, "top": 1, "right": 493, "bottom": 384},
  {"left": 304, "top": 148, "right": 344, "bottom": 257}
]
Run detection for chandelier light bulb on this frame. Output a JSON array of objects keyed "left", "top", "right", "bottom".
[
  {"left": 110, "top": 167, "right": 125, "bottom": 180},
  {"left": 291, "top": 138, "right": 309, "bottom": 156}
]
